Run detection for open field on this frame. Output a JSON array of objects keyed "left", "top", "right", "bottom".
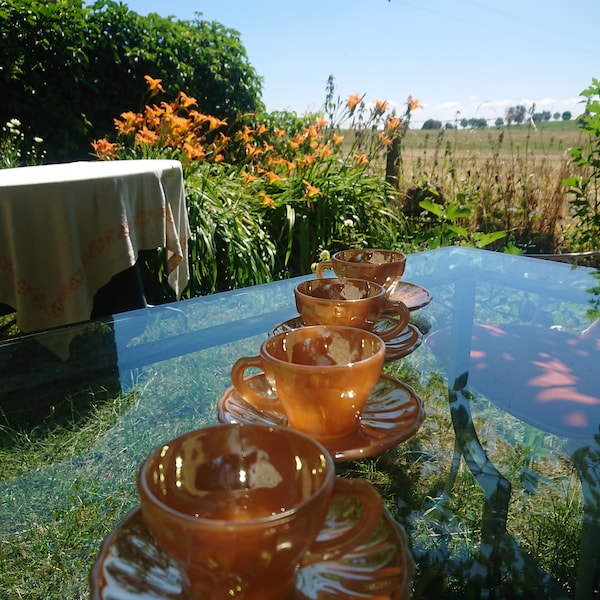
[{"left": 401, "top": 120, "right": 583, "bottom": 159}]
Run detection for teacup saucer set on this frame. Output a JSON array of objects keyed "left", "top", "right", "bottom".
[{"left": 90, "top": 249, "right": 432, "bottom": 599}]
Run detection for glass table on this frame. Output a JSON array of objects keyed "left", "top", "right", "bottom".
[{"left": 1, "top": 247, "right": 598, "bottom": 599}]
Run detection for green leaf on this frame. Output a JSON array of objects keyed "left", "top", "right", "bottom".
[
  {"left": 419, "top": 199, "right": 444, "bottom": 217},
  {"left": 446, "top": 205, "right": 471, "bottom": 221}
]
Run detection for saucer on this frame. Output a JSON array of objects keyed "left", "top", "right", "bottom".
[
  {"left": 90, "top": 504, "right": 414, "bottom": 600},
  {"left": 217, "top": 373, "right": 425, "bottom": 461},
  {"left": 388, "top": 281, "right": 432, "bottom": 311},
  {"left": 270, "top": 316, "right": 423, "bottom": 363}
]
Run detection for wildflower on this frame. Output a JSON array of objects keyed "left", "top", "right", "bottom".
[
  {"left": 319, "top": 144, "right": 333, "bottom": 159},
  {"left": 206, "top": 115, "right": 227, "bottom": 131},
  {"left": 304, "top": 125, "right": 318, "bottom": 140},
  {"left": 7, "top": 118, "right": 21, "bottom": 129},
  {"left": 319, "top": 249, "right": 330, "bottom": 261},
  {"left": 259, "top": 192, "right": 274, "bottom": 207},
  {"left": 353, "top": 153, "right": 369, "bottom": 165},
  {"left": 115, "top": 111, "right": 141, "bottom": 136},
  {"left": 135, "top": 127, "right": 159, "bottom": 146},
  {"left": 144, "top": 75, "right": 166, "bottom": 97},
  {"left": 332, "top": 133, "right": 344, "bottom": 145},
  {"left": 176, "top": 91, "right": 197, "bottom": 109},
  {"left": 407, "top": 96, "right": 422, "bottom": 111},
  {"left": 33, "top": 137, "right": 43, "bottom": 144},
  {"left": 182, "top": 140, "right": 205, "bottom": 161},
  {"left": 255, "top": 123, "right": 268, "bottom": 136},
  {"left": 315, "top": 116, "right": 328, "bottom": 129},
  {"left": 264, "top": 171, "right": 283, "bottom": 184},
  {"left": 91, "top": 138, "right": 119, "bottom": 158},
  {"left": 377, "top": 133, "right": 391, "bottom": 146},
  {"left": 303, "top": 181, "right": 321, "bottom": 198},
  {"left": 242, "top": 171, "right": 258, "bottom": 183},
  {"left": 384, "top": 116, "right": 402, "bottom": 132},
  {"left": 346, "top": 93, "right": 362, "bottom": 113},
  {"left": 235, "top": 125, "right": 253, "bottom": 143},
  {"left": 373, "top": 99, "right": 389, "bottom": 117},
  {"left": 343, "top": 218, "right": 354, "bottom": 228}
]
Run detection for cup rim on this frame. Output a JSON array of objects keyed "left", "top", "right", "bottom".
[
  {"left": 332, "top": 248, "right": 406, "bottom": 266},
  {"left": 295, "top": 277, "right": 387, "bottom": 302},
  {"left": 262, "top": 325, "right": 386, "bottom": 368},
  {"left": 137, "top": 423, "right": 335, "bottom": 527}
]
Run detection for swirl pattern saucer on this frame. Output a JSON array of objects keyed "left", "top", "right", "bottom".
[
  {"left": 271, "top": 316, "right": 423, "bottom": 363},
  {"left": 90, "top": 503, "right": 414, "bottom": 600},
  {"left": 388, "top": 281, "right": 432, "bottom": 311},
  {"left": 217, "top": 373, "right": 425, "bottom": 461}
]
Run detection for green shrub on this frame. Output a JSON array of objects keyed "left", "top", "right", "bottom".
[
  {"left": 562, "top": 78, "right": 600, "bottom": 252},
  {"left": 0, "top": 0, "right": 263, "bottom": 161}
]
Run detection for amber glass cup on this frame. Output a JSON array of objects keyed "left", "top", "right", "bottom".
[
  {"left": 137, "top": 423, "right": 383, "bottom": 600},
  {"left": 230, "top": 326, "right": 385, "bottom": 440},
  {"left": 316, "top": 248, "right": 407, "bottom": 293},
  {"left": 294, "top": 277, "right": 409, "bottom": 341}
]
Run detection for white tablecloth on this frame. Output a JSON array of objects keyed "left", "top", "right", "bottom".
[{"left": 0, "top": 159, "right": 191, "bottom": 333}]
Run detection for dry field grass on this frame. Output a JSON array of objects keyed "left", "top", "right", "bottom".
[{"left": 387, "top": 121, "right": 586, "bottom": 253}]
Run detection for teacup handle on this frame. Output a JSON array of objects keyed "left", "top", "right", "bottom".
[
  {"left": 315, "top": 260, "right": 332, "bottom": 279},
  {"left": 375, "top": 299, "right": 410, "bottom": 341},
  {"left": 301, "top": 477, "right": 383, "bottom": 565},
  {"left": 230, "top": 356, "right": 281, "bottom": 413}
]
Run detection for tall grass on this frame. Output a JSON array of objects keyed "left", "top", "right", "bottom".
[{"left": 393, "top": 122, "right": 584, "bottom": 253}]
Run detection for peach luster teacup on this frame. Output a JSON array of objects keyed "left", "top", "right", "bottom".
[{"left": 137, "top": 423, "right": 383, "bottom": 600}]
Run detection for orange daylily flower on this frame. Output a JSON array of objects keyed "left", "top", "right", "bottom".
[
  {"left": 135, "top": 127, "right": 159, "bottom": 146},
  {"left": 115, "top": 111, "right": 140, "bottom": 136},
  {"left": 255, "top": 123, "right": 268, "bottom": 136},
  {"left": 378, "top": 133, "right": 393, "bottom": 147},
  {"left": 242, "top": 171, "right": 258, "bottom": 183},
  {"left": 273, "top": 127, "right": 286, "bottom": 138},
  {"left": 407, "top": 96, "right": 422, "bottom": 111},
  {"left": 177, "top": 91, "right": 198, "bottom": 109},
  {"left": 346, "top": 93, "right": 362, "bottom": 113},
  {"left": 91, "top": 138, "right": 119, "bottom": 158},
  {"left": 182, "top": 141, "right": 206, "bottom": 161},
  {"left": 314, "top": 116, "right": 328, "bottom": 129},
  {"left": 303, "top": 180, "right": 321, "bottom": 198},
  {"left": 259, "top": 192, "right": 274, "bottom": 207},
  {"left": 353, "top": 153, "right": 369, "bottom": 165},
  {"left": 304, "top": 125, "right": 318, "bottom": 140},
  {"left": 332, "top": 133, "right": 344, "bottom": 145},
  {"left": 319, "top": 144, "right": 333, "bottom": 159},
  {"left": 206, "top": 115, "right": 227, "bottom": 131},
  {"left": 235, "top": 125, "right": 253, "bottom": 142},
  {"left": 384, "top": 116, "right": 402, "bottom": 132},
  {"left": 265, "top": 171, "right": 283, "bottom": 184},
  {"left": 373, "top": 99, "right": 389, "bottom": 117},
  {"left": 144, "top": 75, "right": 165, "bottom": 97}
]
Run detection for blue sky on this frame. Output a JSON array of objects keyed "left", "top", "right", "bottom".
[{"left": 117, "top": 0, "right": 598, "bottom": 125}]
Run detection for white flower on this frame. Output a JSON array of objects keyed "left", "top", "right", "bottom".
[
  {"left": 7, "top": 118, "right": 21, "bottom": 128},
  {"left": 33, "top": 137, "right": 43, "bottom": 144},
  {"left": 343, "top": 218, "right": 354, "bottom": 228},
  {"left": 319, "top": 249, "right": 330, "bottom": 261}
]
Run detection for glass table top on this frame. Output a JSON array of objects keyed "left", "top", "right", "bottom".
[{"left": 1, "top": 247, "right": 599, "bottom": 599}]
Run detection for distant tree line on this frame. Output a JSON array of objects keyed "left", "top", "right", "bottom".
[
  {"left": 422, "top": 105, "right": 574, "bottom": 130},
  {"left": 0, "top": 0, "right": 264, "bottom": 161}
]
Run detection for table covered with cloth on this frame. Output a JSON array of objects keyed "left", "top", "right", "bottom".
[{"left": 0, "top": 159, "right": 191, "bottom": 332}]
